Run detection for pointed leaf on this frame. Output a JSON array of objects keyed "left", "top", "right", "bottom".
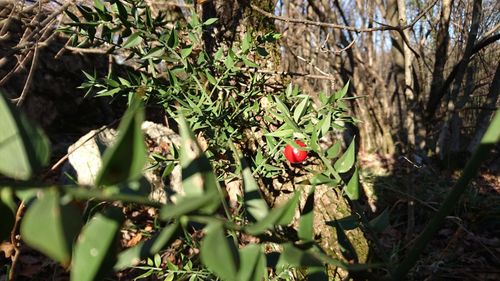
[
  {"left": 237, "top": 244, "right": 266, "bottom": 281},
  {"left": 332, "top": 81, "right": 350, "bottom": 101},
  {"left": 159, "top": 193, "right": 218, "bottom": 220},
  {"left": 96, "top": 98, "right": 146, "bottom": 186},
  {"left": 201, "top": 222, "right": 238, "bottom": 281},
  {"left": 264, "top": 128, "right": 294, "bottom": 138},
  {"left": 20, "top": 188, "right": 81, "bottom": 266},
  {"left": 203, "top": 18, "right": 218, "bottom": 26},
  {"left": 177, "top": 115, "right": 220, "bottom": 213},
  {"left": 345, "top": 166, "right": 359, "bottom": 200},
  {"left": 334, "top": 138, "right": 356, "bottom": 173},
  {"left": 71, "top": 208, "right": 124, "bottom": 281},
  {"left": 293, "top": 96, "right": 309, "bottom": 123},
  {"left": 123, "top": 32, "right": 142, "bottom": 48},
  {"left": 245, "top": 192, "right": 300, "bottom": 235},
  {"left": 326, "top": 141, "right": 341, "bottom": 159},
  {"left": 241, "top": 158, "right": 269, "bottom": 221},
  {"left": 0, "top": 92, "right": 50, "bottom": 180},
  {"left": 298, "top": 187, "right": 315, "bottom": 241}
]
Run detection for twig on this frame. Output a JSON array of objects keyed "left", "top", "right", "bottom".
[
  {"left": 42, "top": 119, "right": 120, "bottom": 179},
  {"left": 251, "top": 0, "right": 438, "bottom": 34},
  {"left": 64, "top": 45, "right": 110, "bottom": 54},
  {"left": 0, "top": 0, "right": 19, "bottom": 40},
  {"left": 240, "top": 67, "right": 335, "bottom": 81},
  {"left": 13, "top": 42, "right": 39, "bottom": 106},
  {"left": 8, "top": 201, "right": 26, "bottom": 281}
]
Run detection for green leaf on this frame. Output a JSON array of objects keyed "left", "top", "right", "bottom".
[
  {"left": 167, "top": 28, "right": 179, "bottom": 48},
  {"left": 123, "top": 32, "right": 142, "bottom": 48},
  {"left": 242, "top": 58, "right": 258, "bottom": 68},
  {"left": 241, "top": 32, "right": 252, "bottom": 53},
  {"left": 0, "top": 92, "right": 50, "bottom": 180},
  {"left": 159, "top": 193, "right": 218, "bottom": 220},
  {"left": 245, "top": 192, "right": 300, "bottom": 235},
  {"left": 332, "top": 81, "right": 350, "bottom": 101},
  {"left": 293, "top": 96, "right": 310, "bottom": 123},
  {"left": 71, "top": 208, "right": 124, "bottom": 281},
  {"left": 180, "top": 45, "right": 193, "bottom": 59},
  {"left": 298, "top": 187, "right": 315, "bottom": 241},
  {"left": 241, "top": 158, "right": 269, "bottom": 221},
  {"left": 264, "top": 128, "right": 294, "bottom": 138},
  {"left": 177, "top": 115, "right": 219, "bottom": 212},
  {"left": 20, "top": 188, "right": 81, "bottom": 266},
  {"left": 278, "top": 243, "right": 324, "bottom": 268},
  {"left": 93, "top": 0, "right": 105, "bottom": 12},
  {"left": 345, "top": 166, "right": 359, "bottom": 200},
  {"left": 203, "top": 18, "right": 218, "bottom": 26},
  {"left": 326, "top": 141, "right": 341, "bottom": 159},
  {"left": 96, "top": 97, "right": 146, "bottom": 186},
  {"left": 201, "top": 222, "right": 238, "bottom": 281},
  {"left": 320, "top": 113, "right": 331, "bottom": 137},
  {"left": 237, "top": 244, "right": 266, "bottom": 281},
  {"left": 334, "top": 138, "right": 356, "bottom": 173},
  {"left": 369, "top": 208, "right": 390, "bottom": 233},
  {"left": 142, "top": 46, "right": 165, "bottom": 59},
  {"left": 308, "top": 173, "right": 339, "bottom": 186},
  {"left": 115, "top": 221, "right": 179, "bottom": 270}
]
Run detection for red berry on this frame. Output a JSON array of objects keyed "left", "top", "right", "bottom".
[{"left": 284, "top": 140, "right": 308, "bottom": 163}]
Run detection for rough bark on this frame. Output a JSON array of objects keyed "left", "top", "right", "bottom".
[
  {"left": 437, "top": 0, "right": 483, "bottom": 160},
  {"left": 467, "top": 62, "right": 500, "bottom": 154},
  {"left": 426, "top": 0, "right": 454, "bottom": 120}
]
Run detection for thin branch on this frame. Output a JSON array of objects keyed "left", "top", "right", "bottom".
[
  {"left": 240, "top": 67, "right": 336, "bottom": 81},
  {"left": 12, "top": 42, "right": 39, "bottom": 106},
  {"left": 251, "top": 0, "right": 438, "bottom": 34}
]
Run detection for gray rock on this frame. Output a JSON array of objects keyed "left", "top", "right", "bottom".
[{"left": 61, "top": 121, "right": 182, "bottom": 203}]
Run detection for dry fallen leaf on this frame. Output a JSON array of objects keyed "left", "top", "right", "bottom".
[
  {"left": 0, "top": 242, "right": 15, "bottom": 258},
  {"left": 126, "top": 233, "right": 143, "bottom": 247}
]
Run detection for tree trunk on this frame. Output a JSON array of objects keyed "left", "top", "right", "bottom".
[
  {"left": 426, "top": 0, "right": 454, "bottom": 121},
  {"left": 467, "top": 62, "right": 500, "bottom": 154},
  {"left": 437, "top": 0, "right": 483, "bottom": 161}
]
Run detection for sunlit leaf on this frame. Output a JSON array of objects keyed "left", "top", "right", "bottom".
[
  {"left": 345, "top": 166, "right": 359, "bottom": 200},
  {"left": 241, "top": 158, "right": 269, "bottom": 221},
  {"left": 332, "top": 81, "right": 350, "bottom": 102},
  {"left": 245, "top": 192, "right": 300, "bottom": 235},
  {"left": 203, "top": 18, "right": 218, "bottom": 26},
  {"left": 326, "top": 141, "right": 341, "bottom": 159},
  {"left": 201, "top": 222, "right": 238, "bottom": 281},
  {"left": 298, "top": 187, "right": 315, "bottom": 241},
  {"left": 123, "top": 32, "right": 142, "bottom": 48},
  {"left": 71, "top": 208, "right": 124, "bottom": 281},
  {"left": 334, "top": 138, "right": 356, "bottom": 173},
  {"left": 293, "top": 96, "right": 310, "bottom": 123}
]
